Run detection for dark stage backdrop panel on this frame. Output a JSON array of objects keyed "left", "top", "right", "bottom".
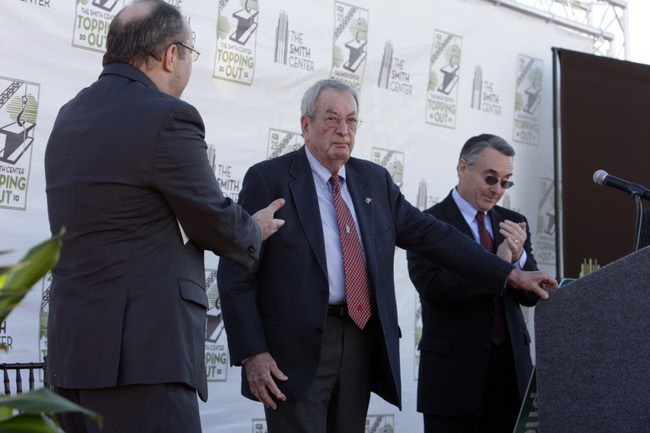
[{"left": 554, "top": 48, "right": 650, "bottom": 279}]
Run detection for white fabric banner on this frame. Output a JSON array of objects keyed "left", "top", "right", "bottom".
[{"left": 1, "top": 0, "right": 591, "bottom": 431}]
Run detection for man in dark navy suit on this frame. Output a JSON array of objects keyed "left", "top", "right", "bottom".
[
  {"left": 217, "top": 83, "right": 556, "bottom": 433},
  {"left": 44, "top": 1, "right": 283, "bottom": 432},
  {"left": 408, "top": 134, "right": 539, "bottom": 433}
]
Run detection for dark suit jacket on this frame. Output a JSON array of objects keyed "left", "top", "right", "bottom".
[
  {"left": 217, "top": 147, "right": 516, "bottom": 408},
  {"left": 407, "top": 191, "right": 538, "bottom": 416},
  {"left": 44, "top": 63, "right": 261, "bottom": 402}
]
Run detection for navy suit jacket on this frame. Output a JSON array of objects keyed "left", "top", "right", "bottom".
[
  {"left": 217, "top": 148, "right": 515, "bottom": 408},
  {"left": 407, "top": 191, "right": 538, "bottom": 416},
  {"left": 45, "top": 63, "right": 261, "bottom": 401}
]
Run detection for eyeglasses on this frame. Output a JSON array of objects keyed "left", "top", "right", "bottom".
[
  {"left": 175, "top": 42, "right": 200, "bottom": 62},
  {"left": 485, "top": 175, "right": 514, "bottom": 189},
  {"left": 316, "top": 116, "right": 363, "bottom": 131}
]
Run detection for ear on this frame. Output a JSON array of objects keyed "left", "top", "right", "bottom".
[
  {"left": 161, "top": 43, "right": 178, "bottom": 73},
  {"left": 457, "top": 159, "right": 469, "bottom": 181},
  {"left": 300, "top": 115, "right": 311, "bottom": 143}
]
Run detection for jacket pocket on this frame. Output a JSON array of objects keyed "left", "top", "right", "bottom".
[{"left": 178, "top": 279, "right": 209, "bottom": 309}]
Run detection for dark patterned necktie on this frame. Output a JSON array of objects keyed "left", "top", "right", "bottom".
[
  {"left": 330, "top": 174, "right": 372, "bottom": 329},
  {"left": 476, "top": 211, "right": 507, "bottom": 345}
]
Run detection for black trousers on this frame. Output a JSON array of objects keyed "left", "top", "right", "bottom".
[
  {"left": 53, "top": 383, "right": 201, "bottom": 433},
  {"left": 423, "top": 340, "right": 522, "bottom": 433}
]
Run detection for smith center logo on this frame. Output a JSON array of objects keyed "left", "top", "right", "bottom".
[
  {"left": 330, "top": 2, "right": 369, "bottom": 91},
  {"left": 425, "top": 30, "right": 462, "bottom": 128},
  {"left": 0, "top": 77, "right": 40, "bottom": 210},
  {"left": 252, "top": 415, "right": 395, "bottom": 433},
  {"left": 377, "top": 41, "right": 413, "bottom": 96},
  {"left": 372, "top": 147, "right": 403, "bottom": 187},
  {"left": 267, "top": 128, "right": 303, "bottom": 159},
  {"left": 205, "top": 270, "right": 229, "bottom": 381},
  {"left": 73, "top": 0, "right": 123, "bottom": 52},
  {"left": 273, "top": 11, "right": 316, "bottom": 72},
  {"left": 513, "top": 54, "right": 542, "bottom": 145},
  {"left": 214, "top": 0, "right": 259, "bottom": 85}
]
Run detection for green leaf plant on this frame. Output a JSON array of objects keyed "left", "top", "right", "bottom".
[{"left": 0, "top": 230, "right": 102, "bottom": 432}]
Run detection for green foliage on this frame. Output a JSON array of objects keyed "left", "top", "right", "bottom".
[
  {"left": 0, "top": 233, "right": 62, "bottom": 323},
  {"left": 0, "top": 232, "right": 102, "bottom": 432}
]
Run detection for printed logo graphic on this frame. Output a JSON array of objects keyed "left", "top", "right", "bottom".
[
  {"left": 205, "top": 270, "right": 229, "bottom": 382},
  {"left": 208, "top": 149, "right": 243, "bottom": 202},
  {"left": 536, "top": 177, "right": 556, "bottom": 266},
  {"left": 267, "top": 128, "right": 303, "bottom": 159},
  {"left": 252, "top": 415, "right": 393, "bottom": 433},
  {"left": 273, "top": 11, "right": 315, "bottom": 72},
  {"left": 330, "top": 2, "right": 369, "bottom": 91},
  {"left": 214, "top": 0, "right": 259, "bottom": 85},
  {"left": 365, "top": 414, "right": 395, "bottom": 433},
  {"left": 471, "top": 65, "right": 502, "bottom": 116},
  {"left": 73, "top": 0, "right": 122, "bottom": 52},
  {"left": 415, "top": 180, "right": 440, "bottom": 211},
  {"left": 372, "top": 148, "right": 403, "bottom": 187},
  {"left": 513, "top": 54, "right": 543, "bottom": 145},
  {"left": 425, "top": 30, "right": 462, "bottom": 128},
  {"left": 0, "top": 77, "right": 40, "bottom": 210},
  {"left": 252, "top": 419, "right": 267, "bottom": 433},
  {"left": 39, "top": 273, "right": 52, "bottom": 383},
  {"left": 414, "top": 297, "right": 421, "bottom": 380},
  {"left": 377, "top": 41, "right": 413, "bottom": 96}
]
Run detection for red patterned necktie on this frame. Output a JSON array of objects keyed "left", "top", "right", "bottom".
[
  {"left": 330, "top": 174, "right": 372, "bottom": 329},
  {"left": 475, "top": 211, "right": 507, "bottom": 345}
]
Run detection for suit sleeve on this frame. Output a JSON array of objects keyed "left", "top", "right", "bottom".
[
  {"left": 216, "top": 165, "right": 271, "bottom": 365},
  {"left": 407, "top": 210, "right": 539, "bottom": 306},
  {"left": 379, "top": 170, "right": 514, "bottom": 296},
  {"left": 154, "top": 102, "right": 261, "bottom": 269},
  {"left": 509, "top": 216, "right": 539, "bottom": 307}
]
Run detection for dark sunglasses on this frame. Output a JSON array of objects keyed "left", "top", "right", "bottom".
[{"left": 485, "top": 175, "right": 514, "bottom": 189}]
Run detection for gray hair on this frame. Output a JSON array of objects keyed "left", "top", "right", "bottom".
[
  {"left": 300, "top": 79, "right": 360, "bottom": 117},
  {"left": 459, "top": 134, "right": 515, "bottom": 166},
  {"left": 103, "top": 0, "right": 190, "bottom": 68}
]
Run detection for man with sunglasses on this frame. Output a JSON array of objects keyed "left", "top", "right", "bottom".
[{"left": 407, "top": 133, "right": 539, "bottom": 433}]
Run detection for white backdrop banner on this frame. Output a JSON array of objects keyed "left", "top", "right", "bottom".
[{"left": 1, "top": 0, "right": 591, "bottom": 431}]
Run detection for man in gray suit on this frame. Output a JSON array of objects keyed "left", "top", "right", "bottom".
[{"left": 44, "top": 1, "right": 283, "bottom": 432}]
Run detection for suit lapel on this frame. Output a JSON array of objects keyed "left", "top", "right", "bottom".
[
  {"left": 288, "top": 148, "right": 328, "bottom": 277},
  {"left": 441, "top": 193, "right": 473, "bottom": 238}
]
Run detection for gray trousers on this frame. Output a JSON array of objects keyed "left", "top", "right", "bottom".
[{"left": 265, "top": 314, "right": 373, "bottom": 433}]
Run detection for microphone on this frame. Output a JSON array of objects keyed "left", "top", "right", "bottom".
[{"left": 593, "top": 170, "right": 650, "bottom": 200}]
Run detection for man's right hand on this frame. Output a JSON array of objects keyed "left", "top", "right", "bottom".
[
  {"left": 252, "top": 199, "right": 285, "bottom": 240},
  {"left": 244, "top": 352, "right": 288, "bottom": 409},
  {"left": 507, "top": 268, "right": 557, "bottom": 300}
]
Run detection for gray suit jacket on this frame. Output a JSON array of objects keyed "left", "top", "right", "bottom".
[{"left": 45, "top": 63, "right": 261, "bottom": 401}]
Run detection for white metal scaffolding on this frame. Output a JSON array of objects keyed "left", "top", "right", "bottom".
[{"left": 482, "top": 0, "right": 629, "bottom": 59}]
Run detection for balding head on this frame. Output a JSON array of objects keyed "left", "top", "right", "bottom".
[{"left": 103, "top": 0, "right": 190, "bottom": 69}]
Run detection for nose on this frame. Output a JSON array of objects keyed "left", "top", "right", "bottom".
[{"left": 335, "top": 120, "right": 350, "bottom": 134}]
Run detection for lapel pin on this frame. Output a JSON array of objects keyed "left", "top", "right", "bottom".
[{"left": 365, "top": 197, "right": 372, "bottom": 204}]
